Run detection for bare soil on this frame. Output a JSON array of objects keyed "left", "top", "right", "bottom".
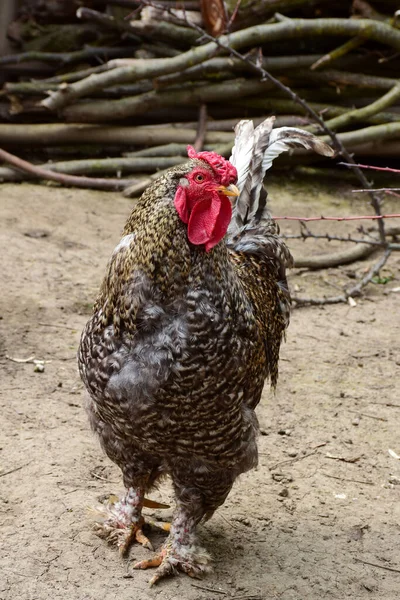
[{"left": 0, "top": 180, "right": 399, "bottom": 600}]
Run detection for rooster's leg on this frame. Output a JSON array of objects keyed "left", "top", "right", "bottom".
[
  {"left": 132, "top": 467, "right": 232, "bottom": 586},
  {"left": 93, "top": 487, "right": 153, "bottom": 555},
  {"left": 133, "top": 505, "right": 211, "bottom": 585}
]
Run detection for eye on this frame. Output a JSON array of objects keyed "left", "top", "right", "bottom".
[{"left": 194, "top": 173, "right": 205, "bottom": 183}]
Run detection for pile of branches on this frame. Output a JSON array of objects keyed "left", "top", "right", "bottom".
[
  {"left": 0, "top": 0, "right": 399, "bottom": 305},
  {"left": 1, "top": 0, "right": 400, "bottom": 190}
]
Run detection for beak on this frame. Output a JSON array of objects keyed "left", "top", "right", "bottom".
[{"left": 217, "top": 184, "right": 240, "bottom": 197}]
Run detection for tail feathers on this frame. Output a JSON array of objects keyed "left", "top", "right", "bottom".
[
  {"left": 229, "top": 117, "right": 274, "bottom": 231},
  {"left": 228, "top": 117, "right": 334, "bottom": 236},
  {"left": 262, "top": 126, "right": 334, "bottom": 176}
]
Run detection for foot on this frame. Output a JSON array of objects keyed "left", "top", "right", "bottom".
[
  {"left": 93, "top": 512, "right": 153, "bottom": 555},
  {"left": 133, "top": 537, "right": 211, "bottom": 586},
  {"left": 91, "top": 490, "right": 153, "bottom": 556}
]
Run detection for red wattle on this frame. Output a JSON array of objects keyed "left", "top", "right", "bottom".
[{"left": 187, "top": 192, "right": 232, "bottom": 251}]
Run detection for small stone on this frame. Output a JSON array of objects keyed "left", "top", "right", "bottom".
[
  {"left": 362, "top": 579, "right": 377, "bottom": 592},
  {"left": 278, "top": 428, "right": 292, "bottom": 436},
  {"left": 352, "top": 416, "right": 360, "bottom": 426},
  {"left": 287, "top": 449, "right": 298, "bottom": 457},
  {"left": 24, "top": 229, "right": 49, "bottom": 239},
  {"left": 278, "top": 488, "right": 289, "bottom": 498},
  {"left": 388, "top": 475, "right": 400, "bottom": 485},
  {"left": 34, "top": 363, "right": 45, "bottom": 373}
]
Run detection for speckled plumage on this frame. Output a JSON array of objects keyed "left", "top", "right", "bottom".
[{"left": 78, "top": 121, "right": 332, "bottom": 583}]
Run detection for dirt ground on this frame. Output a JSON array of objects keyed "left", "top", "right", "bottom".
[{"left": 1, "top": 179, "right": 399, "bottom": 600}]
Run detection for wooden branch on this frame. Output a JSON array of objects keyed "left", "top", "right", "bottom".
[
  {"left": 155, "top": 54, "right": 327, "bottom": 88},
  {"left": 293, "top": 242, "right": 377, "bottom": 269},
  {"left": 321, "top": 85, "right": 400, "bottom": 132},
  {"left": 75, "top": 7, "right": 141, "bottom": 41},
  {"left": 125, "top": 19, "right": 200, "bottom": 46},
  {"left": 310, "top": 37, "right": 365, "bottom": 70},
  {"left": 293, "top": 249, "right": 392, "bottom": 306},
  {"left": 234, "top": 96, "right": 400, "bottom": 128},
  {"left": 193, "top": 104, "right": 207, "bottom": 151},
  {"left": 125, "top": 143, "right": 189, "bottom": 157},
  {"left": 61, "top": 78, "right": 274, "bottom": 122},
  {"left": 288, "top": 69, "right": 399, "bottom": 91},
  {"left": 123, "top": 168, "right": 173, "bottom": 198},
  {"left": 320, "top": 122, "right": 400, "bottom": 148},
  {"left": 0, "top": 155, "right": 187, "bottom": 182},
  {"left": 0, "top": 123, "right": 233, "bottom": 146},
  {"left": 41, "top": 18, "right": 400, "bottom": 111},
  {"left": 0, "top": 147, "right": 137, "bottom": 191},
  {"left": 0, "top": 47, "right": 133, "bottom": 67}
]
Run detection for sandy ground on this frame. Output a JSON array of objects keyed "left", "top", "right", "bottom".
[{"left": 0, "top": 180, "right": 399, "bottom": 600}]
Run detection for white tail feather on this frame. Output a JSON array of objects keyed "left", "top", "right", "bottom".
[
  {"left": 261, "top": 126, "right": 334, "bottom": 175},
  {"left": 229, "top": 118, "right": 334, "bottom": 232},
  {"left": 230, "top": 119, "right": 255, "bottom": 195}
]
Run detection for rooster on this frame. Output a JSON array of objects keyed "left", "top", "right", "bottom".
[{"left": 78, "top": 116, "right": 333, "bottom": 584}]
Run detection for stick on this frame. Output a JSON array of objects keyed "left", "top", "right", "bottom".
[
  {"left": 232, "top": 98, "right": 400, "bottom": 127},
  {"left": 354, "top": 558, "right": 400, "bottom": 575},
  {"left": 75, "top": 7, "right": 141, "bottom": 41},
  {"left": 274, "top": 214, "right": 400, "bottom": 222},
  {"left": 292, "top": 69, "right": 399, "bottom": 90},
  {"left": 0, "top": 46, "right": 134, "bottom": 67},
  {"left": 322, "top": 473, "right": 374, "bottom": 485},
  {"left": 0, "top": 123, "right": 233, "bottom": 146},
  {"left": 269, "top": 449, "right": 319, "bottom": 471},
  {"left": 322, "top": 85, "right": 400, "bottom": 132},
  {"left": 193, "top": 104, "right": 207, "bottom": 151},
  {"left": 190, "top": 583, "right": 227, "bottom": 595},
  {"left": 311, "top": 36, "right": 365, "bottom": 70},
  {"left": 155, "top": 54, "right": 325, "bottom": 88},
  {"left": 61, "top": 78, "right": 274, "bottom": 122},
  {"left": 0, "top": 148, "right": 137, "bottom": 191},
  {"left": 293, "top": 249, "right": 392, "bottom": 306},
  {"left": 0, "top": 463, "right": 31, "bottom": 478},
  {"left": 293, "top": 242, "right": 377, "bottom": 269},
  {"left": 340, "top": 162, "right": 400, "bottom": 174},
  {"left": 346, "top": 409, "right": 387, "bottom": 421},
  {"left": 0, "top": 155, "right": 187, "bottom": 181}
]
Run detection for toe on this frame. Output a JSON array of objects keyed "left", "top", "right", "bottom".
[
  {"left": 147, "top": 518, "right": 171, "bottom": 533},
  {"left": 119, "top": 520, "right": 153, "bottom": 556},
  {"left": 133, "top": 554, "right": 164, "bottom": 570},
  {"left": 135, "top": 527, "right": 153, "bottom": 551}
]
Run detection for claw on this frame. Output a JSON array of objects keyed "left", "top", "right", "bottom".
[{"left": 118, "top": 518, "right": 153, "bottom": 556}]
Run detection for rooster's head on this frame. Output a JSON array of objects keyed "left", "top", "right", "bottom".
[{"left": 174, "top": 146, "right": 239, "bottom": 252}]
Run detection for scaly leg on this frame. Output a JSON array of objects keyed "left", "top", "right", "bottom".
[
  {"left": 93, "top": 487, "right": 153, "bottom": 555},
  {"left": 133, "top": 506, "right": 211, "bottom": 586},
  {"left": 133, "top": 465, "right": 234, "bottom": 585}
]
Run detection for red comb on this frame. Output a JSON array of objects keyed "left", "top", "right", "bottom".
[{"left": 187, "top": 146, "right": 237, "bottom": 186}]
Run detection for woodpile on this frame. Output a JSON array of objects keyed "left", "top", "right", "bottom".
[{"left": 1, "top": 0, "right": 400, "bottom": 190}]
